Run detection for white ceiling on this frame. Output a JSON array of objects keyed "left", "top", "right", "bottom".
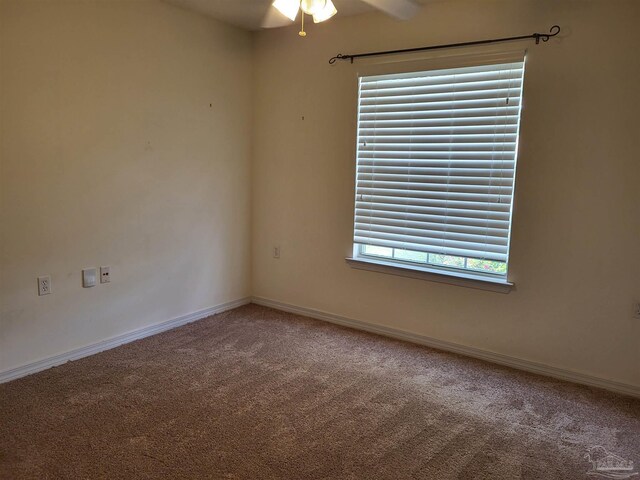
[{"left": 163, "top": 0, "right": 427, "bottom": 31}]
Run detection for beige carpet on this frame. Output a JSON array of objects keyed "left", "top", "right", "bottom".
[{"left": 1, "top": 304, "right": 638, "bottom": 479}]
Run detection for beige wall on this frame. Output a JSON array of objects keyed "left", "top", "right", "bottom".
[
  {"left": 252, "top": 0, "right": 640, "bottom": 386},
  {"left": 0, "top": 0, "right": 252, "bottom": 371},
  {"left": 2, "top": 0, "right": 638, "bottom": 388}
]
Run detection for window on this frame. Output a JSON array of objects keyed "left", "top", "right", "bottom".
[{"left": 351, "top": 57, "right": 525, "bottom": 284}]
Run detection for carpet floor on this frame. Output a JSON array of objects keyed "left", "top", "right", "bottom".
[{"left": 1, "top": 304, "right": 638, "bottom": 479}]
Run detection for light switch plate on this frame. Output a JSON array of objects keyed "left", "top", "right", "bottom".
[{"left": 82, "top": 268, "right": 97, "bottom": 288}]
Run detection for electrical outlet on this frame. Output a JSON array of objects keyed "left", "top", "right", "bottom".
[
  {"left": 634, "top": 302, "right": 640, "bottom": 319},
  {"left": 100, "top": 266, "right": 111, "bottom": 284},
  {"left": 273, "top": 246, "right": 280, "bottom": 259},
  {"left": 37, "top": 275, "right": 51, "bottom": 296}
]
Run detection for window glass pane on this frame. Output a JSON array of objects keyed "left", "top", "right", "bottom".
[
  {"left": 394, "top": 249, "right": 428, "bottom": 263},
  {"left": 362, "top": 245, "right": 393, "bottom": 258},
  {"left": 466, "top": 259, "right": 507, "bottom": 275},
  {"left": 358, "top": 244, "right": 508, "bottom": 277},
  {"left": 428, "top": 254, "right": 465, "bottom": 268}
]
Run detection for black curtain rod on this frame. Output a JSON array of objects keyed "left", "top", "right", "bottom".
[{"left": 328, "top": 25, "right": 560, "bottom": 65}]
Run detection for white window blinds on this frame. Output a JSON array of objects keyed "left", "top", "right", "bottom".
[{"left": 354, "top": 59, "right": 525, "bottom": 264}]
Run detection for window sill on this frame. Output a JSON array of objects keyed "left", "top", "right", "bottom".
[{"left": 345, "top": 257, "right": 514, "bottom": 294}]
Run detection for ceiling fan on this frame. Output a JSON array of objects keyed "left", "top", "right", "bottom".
[{"left": 265, "top": 0, "right": 421, "bottom": 37}]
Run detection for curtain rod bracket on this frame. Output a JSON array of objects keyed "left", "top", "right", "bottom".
[{"left": 328, "top": 25, "right": 560, "bottom": 65}]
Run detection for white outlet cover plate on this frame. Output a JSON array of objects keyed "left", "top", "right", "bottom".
[
  {"left": 37, "top": 275, "right": 51, "bottom": 296},
  {"left": 82, "top": 268, "right": 97, "bottom": 288}
]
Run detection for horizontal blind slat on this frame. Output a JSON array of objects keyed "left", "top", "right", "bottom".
[
  {"left": 357, "top": 168, "right": 515, "bottom": 178},
  {"left": 355, "top": 218, "right": 509, "bottom": 238},
  {"left": 360, "top": 78, "right": 522, "bottom": 99},
  {"left": 355, "top": 202, "right": 511, "bottom": 221},
  {"left": 359, "top": 126, "right": 518, "bottom": 136},
  {"left": 355, "top": 225, "right": 509, "bottom": 247},
  {"left": 359, "top": 73, "right": 524, "bottom": 92},
  {"left": 360, "top": 63, "right": 524, "bottom": 88},
  {"left": 357, "top": 196, "right": 512, "bottom": 212},
  {"left": 358, "top": 158, "right": 515, "bottom": 168},
  {"left": 355, "top": 209, "right": 510, "bottom": 228},
  {"left": 357, "top": 175, "right": 514, "bottom": 186},
  {"left": 354, "top": 230, "right": 509, "bottom": 252},
  {"left": 358, "top": 116, "right": 520, "bottom": 129},
  {"left": 360, "top": 97, "right": 520, "bottom": 113},
  {"left": 357, "top": 182, "right": 514, "bottom": 195},
  {"left": 359, "top": 143, "right": 516, "bottom": 152},
  {"left": 359, "top": 134, "right": 518, "bottom": 143},
  {"left": 360, "top": 87, "right": 522, "bottom": 107},
  {"left": 359, "top": 106, "right": 521, "bottom": 121}
]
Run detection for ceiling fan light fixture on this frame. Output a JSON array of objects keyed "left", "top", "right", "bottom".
[
  {"left": 312, "top": 0, "right": 337, "bottom": 23},
  {"left": 272, "top": 0, "right": 299, "bottom": 21},
  {"left": 300, "top": 0, "right": 327, "bottom": 16}
]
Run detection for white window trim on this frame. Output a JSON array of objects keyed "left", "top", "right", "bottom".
[{"left": 346, "top": 254, "right": 514, "bottom": 294}]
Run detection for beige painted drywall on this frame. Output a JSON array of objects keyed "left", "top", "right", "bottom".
[
  {"left": 252, "top": 0, "right": 640, "bottom": 386},
  {"left": 0, "top": 0, "right": 252, "bottom": 371},
  {"left": 2, "top": 0, "right": 638, "bottom": 389}
]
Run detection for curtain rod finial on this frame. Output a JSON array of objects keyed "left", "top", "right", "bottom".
[{"left": 329, "top": 53, "right": 351, "bottom": 65}]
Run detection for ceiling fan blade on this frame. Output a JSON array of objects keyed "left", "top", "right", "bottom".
[
  {"left": 360, "top": 0, "right": 420, "bottom": 20},
  {"left": 260, "top": 6, "right": 296, "bottom": 29}
]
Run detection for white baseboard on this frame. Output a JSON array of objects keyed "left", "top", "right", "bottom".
[
  {"left": 252, "top": 296, "right": 640, "bottom": 399},
  {"left": 0, "top": 297, "right": 252, "bottom": 384},
  {"left": 4, "top": 295, "right": 637, "bottom": 398}
]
